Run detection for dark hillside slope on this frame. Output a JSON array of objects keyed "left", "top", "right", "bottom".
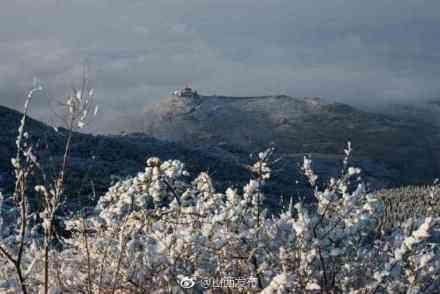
[{"left": 0, "top": 105, "right": 253, "bottom": 210}]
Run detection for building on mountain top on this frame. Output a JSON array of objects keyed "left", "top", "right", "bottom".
[{"left": 172, "top": 86, "right": 198, "bottom": 98}]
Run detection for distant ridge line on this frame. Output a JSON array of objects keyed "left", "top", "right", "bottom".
[{"left": 196, "top": 94, "right": 317, "bottom": 100}]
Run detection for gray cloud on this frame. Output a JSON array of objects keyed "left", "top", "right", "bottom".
[{"left": 1, "top": 0, "right": 440, "bottom": 132}]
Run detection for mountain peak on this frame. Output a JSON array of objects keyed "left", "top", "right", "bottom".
[{"left": 141, "top": 93, "right": 439, "bottom": 188}]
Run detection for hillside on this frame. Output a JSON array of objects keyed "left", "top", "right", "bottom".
[
  {"left": 0, "top": 105, "right": 253, "bottom": 210},
  {"left": 143, "top": 94, "right": 440, "bottom": 188}
]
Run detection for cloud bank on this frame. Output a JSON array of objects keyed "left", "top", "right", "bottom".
[{"left": 1, "top": 0, "right": 440, "bottom": 131}]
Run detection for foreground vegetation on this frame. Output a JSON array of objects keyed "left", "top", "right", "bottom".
[{"left": 0, "top": 85, "right": 439, "bottom": 293}]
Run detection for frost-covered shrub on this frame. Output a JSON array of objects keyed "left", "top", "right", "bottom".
[
  {"left": 1, "top": 141, "right": 440, "bottom": 293},
  {"left": 0, "top": 80, "right": 97, "bottom": 294}
]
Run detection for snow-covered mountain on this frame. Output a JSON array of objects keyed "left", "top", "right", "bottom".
[{"left": 142, "top": 94, "right": 440, "bottom": 189}]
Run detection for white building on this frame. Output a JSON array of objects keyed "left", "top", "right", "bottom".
[{"left": 172, "top": 86, "right": 198, "bottom": 98}]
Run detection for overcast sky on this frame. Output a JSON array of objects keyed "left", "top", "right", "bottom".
[{"left": 1, "top": 0, "right": 440, "bottom": 131}]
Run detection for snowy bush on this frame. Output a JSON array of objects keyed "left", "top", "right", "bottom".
[{"left": 2, "top": 142, "right": 438, "bottom": 293}]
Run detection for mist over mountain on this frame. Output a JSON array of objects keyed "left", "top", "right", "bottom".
[
  {"left": 2, "top": 0, "right": 440, "bottom": 132},
  {"left": 364, "top": 98, "right": 440, "bottom": 128}
]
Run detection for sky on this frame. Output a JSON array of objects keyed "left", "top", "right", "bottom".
[{"left": 1, "top": 0, "right": 440, "bottom": 132}]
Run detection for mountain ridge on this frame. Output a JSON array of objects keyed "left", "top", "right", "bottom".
[{"left": 142, "top": 94, "right": 440, "bottom": 188}]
